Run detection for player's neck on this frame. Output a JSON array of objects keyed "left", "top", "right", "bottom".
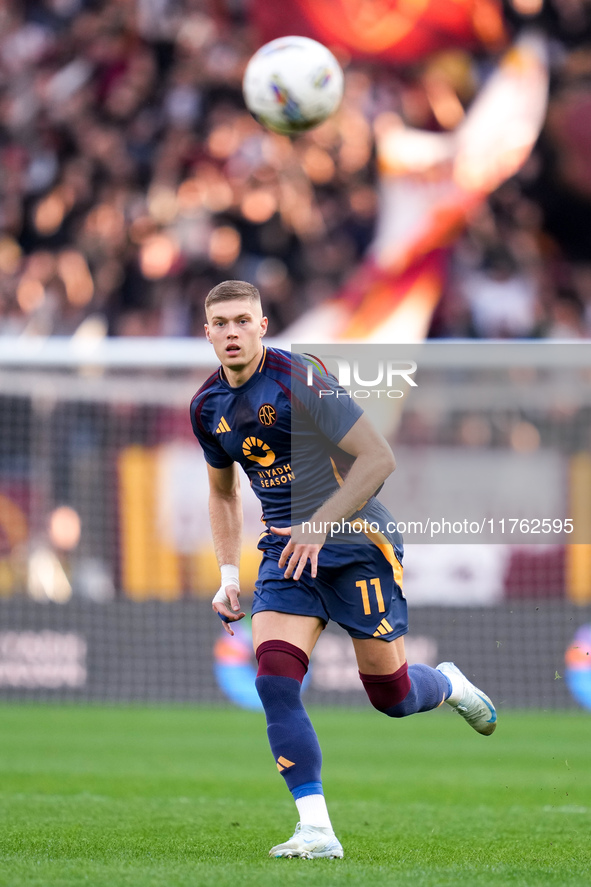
[{"left": 223, "top": 344, "right": 265, "bottom": 388}]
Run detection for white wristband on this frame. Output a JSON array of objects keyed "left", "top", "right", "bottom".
[
  {"left": 212, "top": 564, "right": 241, "bottom": 614},
  {"left": 220, "top": 564, "right": 239, "bottom": 589}
]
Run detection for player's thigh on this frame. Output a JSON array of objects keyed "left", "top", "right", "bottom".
[
  {"left": 252, "top": 610, "right": 325, "bottom": 658},
  {"left": 352, "top": 634, "right": 407, "bottom": 675}
]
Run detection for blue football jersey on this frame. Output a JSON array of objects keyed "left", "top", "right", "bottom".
[{"left": 190, "top": 346, "right": 368, "bottom": 525}]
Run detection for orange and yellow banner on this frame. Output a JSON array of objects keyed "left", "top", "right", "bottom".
[{"left": 250, "top": 0, "right": 506, "bottom": 65}]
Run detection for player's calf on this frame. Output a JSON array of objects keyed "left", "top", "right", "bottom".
[
  {"left": 255, "top": 641, "right": 321, "bottom": 795},
  {"left": 360, "top": 661, "right": 451, "bottom": 717},
  {"left": 255, "top": 640, "right": 339, "bottom": 845}
]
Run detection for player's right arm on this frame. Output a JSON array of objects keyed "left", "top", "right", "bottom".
[{"left": 207, "top": 462, "right": 245, "bottom": 635}]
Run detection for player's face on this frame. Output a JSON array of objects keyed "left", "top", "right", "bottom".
[{"left": 205, "top": 298, "right": 268, "bottom": 381}]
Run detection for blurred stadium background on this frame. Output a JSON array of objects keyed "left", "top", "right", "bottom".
[{"left": 1, "top": 0, "right": 591, "bottom": 713}]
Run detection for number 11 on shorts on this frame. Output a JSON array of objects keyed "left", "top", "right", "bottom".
[{"left": 356, "top": 578, "right": 385, "bottom": 615}]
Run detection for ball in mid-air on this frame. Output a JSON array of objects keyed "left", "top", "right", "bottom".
[{"left": 242, "top": 36, "right": 344, "bottom": 136}]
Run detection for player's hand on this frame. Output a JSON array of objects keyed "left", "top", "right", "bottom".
[
  {"left": 269, "top": 524, "right": 326, "bottom": 581},
  {"left": 212, "top": 583, "right": 245, "bottom": 636}
]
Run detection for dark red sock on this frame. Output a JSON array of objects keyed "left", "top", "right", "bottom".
[
  {"left": 359, "top": 662, "right": 411, "bottom": 712},
  {"left": 256, "top": 640, "right": 309, "bottom": 683}
]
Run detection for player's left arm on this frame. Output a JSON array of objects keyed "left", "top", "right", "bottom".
[{"left": 271, "top": 413, "right": 395, "bottom": 580}]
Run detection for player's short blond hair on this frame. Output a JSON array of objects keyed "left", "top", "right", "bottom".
[{"left": 205, "top": 280, "right": 261, "bottom": 312}]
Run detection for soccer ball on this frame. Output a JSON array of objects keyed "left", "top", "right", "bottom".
[{"left": 242, "top": 36, "right": 344, "bottom": 136}]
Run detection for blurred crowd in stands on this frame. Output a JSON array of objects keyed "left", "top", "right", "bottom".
[{"left": 0, "top": 0, "right": 590, "bottom": 340}]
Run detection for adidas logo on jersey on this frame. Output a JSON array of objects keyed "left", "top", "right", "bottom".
[
  {"left": 373, "top": 618, "right": 394, "bottom": 637},
  {"left": 216, "top": 416, "right": 231, "bottom": 433}
]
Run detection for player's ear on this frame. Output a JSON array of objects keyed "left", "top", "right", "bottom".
[
  {"left": 204, "top": 323, "right": 212, "bottom": 343},
  {"left": 260, "top": 315, "right": 268, "bottom": 338}
]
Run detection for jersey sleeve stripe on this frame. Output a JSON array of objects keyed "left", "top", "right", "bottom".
[
  {"left": 190, "top": 368, "right": 221, "bottom": 408},
  {"left": 191, "top": 378, "right": 220, "bottom": 436},
  {"left": 266, "top": 353, "right": 326, "bottom": 396}
]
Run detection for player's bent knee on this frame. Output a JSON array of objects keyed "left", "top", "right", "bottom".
[
  {"left": 359, "top": 662, "right": 411, "bottom": 714},
  {"left": 255, "top": 639, "right": 309, "bottom": 684}
]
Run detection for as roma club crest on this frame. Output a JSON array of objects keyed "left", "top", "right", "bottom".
[{"left": 258, "top": 404, "right": 277, "bottom": 426}]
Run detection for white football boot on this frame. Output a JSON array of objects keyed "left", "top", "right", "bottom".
[
  {"left": 437, "top": 661, "right": 497, "bottom": 735},
  {"left": 269, "top": 823, "right": 344, "bottom": 859}
]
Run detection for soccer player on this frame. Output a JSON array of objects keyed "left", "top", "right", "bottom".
[{"left": 190, "top": 280, "right": 497, "bottom": 860}]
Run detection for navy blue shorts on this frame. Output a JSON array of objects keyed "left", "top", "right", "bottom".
[{"left": 253, "top": 531, "right": 407, "bottom": 641}]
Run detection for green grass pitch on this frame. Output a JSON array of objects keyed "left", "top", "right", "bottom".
[{"left": 0, "top": 705, "right": 589, "bottom": 887}]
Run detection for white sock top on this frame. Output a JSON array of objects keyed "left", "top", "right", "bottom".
[{"left": 295, "top": 793, "right": 333, "bottom": 830}]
